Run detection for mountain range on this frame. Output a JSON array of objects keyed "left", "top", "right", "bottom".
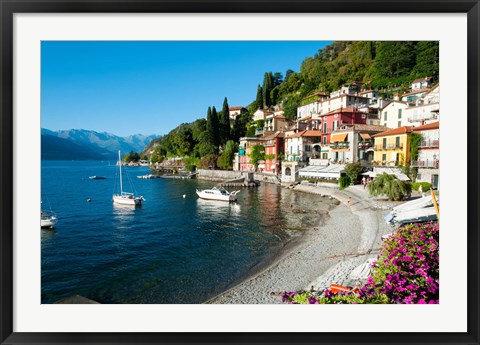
[{"left": 41, "top": 128, "right": 157, "bottom": 160}]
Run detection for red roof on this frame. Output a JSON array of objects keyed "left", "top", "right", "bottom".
[
  {"left": 323, "top": 108, "right": 368, "bottom": 116},
  {"left": 412, "top": 77, "right": 433, "bottom": 84},
  {"left": 229, "top": 106, "right": 244, "bottom": 111},
  {"left": 402, "top": 87, "right": 430, "bottom": 97},
  {"left": 412, "top": 121, "right": 439, "bottom": 131},
  {"left": 372, "top": 126, "right": 413, "bottom": 138}
]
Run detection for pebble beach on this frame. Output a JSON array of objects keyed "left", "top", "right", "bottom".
[{"left": 207, "top": 184, "right": 395, "bottom": 304}]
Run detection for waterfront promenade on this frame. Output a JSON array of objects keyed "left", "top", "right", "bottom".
[{"left": 207, "top": 184, "right": 394, "bottom": 304}]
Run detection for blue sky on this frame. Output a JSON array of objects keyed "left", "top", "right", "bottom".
[{"left": 41, "top": 41, "right": 332, "bottom": 137}]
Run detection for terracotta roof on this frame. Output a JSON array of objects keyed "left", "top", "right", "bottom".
[
  {"left": 412, "top": 121, "right": 439, "bottom": 131},
  {"left": 333, "top": 124, "right": 390, "bottom": 133},
  {"left": 411, "top": 77, "right": 433, "bottom": 84},
  {"left": 322, "top": 108, "right": 368, "bottom": 116},
  {"left": 264, "top": 131, "right": 285, "bottom": 139},
  {"left": 303, "top": 91, "right": 329, "bottom": 100},
  {"left": 372, "top": 126, "right": 413, "bottom": 138},
  {"left": 288, "top": 130, "right": 322, "bottom": 138},
  {"left": 402, "top": 88, "right": 430, "bottom": 97},
  {"left": 229, "top": 106, "right": 244, "bottom": 111}
]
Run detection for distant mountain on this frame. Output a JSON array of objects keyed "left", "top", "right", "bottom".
[
  {"left": 41, "top": 134, "right": 107, "bottom": 160},
  {"left": 41, "top": 128, "right": 157, "bottom": 160}
]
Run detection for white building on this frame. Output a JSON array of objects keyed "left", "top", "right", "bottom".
[
  {"left": 411, "top": 121, "right": 439, "bottom": 189},
  {"left": 253, "top": 109, "right": 274, "bottom": 122},
  {"left": 410, "top": 76, "right": 433, "bottom": 91},
  {"left": 296, "top": 92, "right": 329, "bottom": 119},
  {"left": 379, "top": 101, "right": 411, "bottom": 128},
  {"left": 405, "top": 85, "right": 440, "bottom": 126}
]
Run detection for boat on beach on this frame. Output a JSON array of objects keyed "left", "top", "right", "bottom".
[
  {"left": 113, "top": 150, "right": 144, "bottom": 206},
  {"left": 196, "top": 186, "right": 239, "bottom": 202},
  {"left": 41, "top": 210, "right": 57, "bottom": 228}
]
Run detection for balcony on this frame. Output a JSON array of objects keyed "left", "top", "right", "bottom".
[
  {"left": 330, "top": 142, "right": 350, "bottom": 149},
  {"left": 408, "top": 112, "right": 438, "bottom": 122},
  {"left": 419, "top": 140, "right": 439, "bottom": 148},
  {"left": 411, "top": 160, "right": 439, "bottom": 168},
  {"left": 374, "top": 143, "right": 403, "bottom": 151},
  {"left": 255, "top": 127, "right": 264, "bottom": 136},
  {"left": 358, "top": 141, "right": 372, "bottom": 149}
]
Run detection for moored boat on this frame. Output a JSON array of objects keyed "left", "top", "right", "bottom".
[
  {"left": 89, "top": 176, "right": 107, "bottom": 180},
  {"left": 41, "top": 211, "right": 57, "bottom": 228},
  {"left": 113, "top": 150, "right": 144, "bottom": 206},
  {"left": 196, "top": 186, "right": 239, "bottom": 202}
]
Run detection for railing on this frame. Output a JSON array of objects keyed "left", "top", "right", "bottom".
[
  {"left": 408, "top": 112, "right": 438, "bottom": 122},
  {"left": 374, "top": 144, "right": 403, "bottom": 150},
  {"left": 330, "top": 142, "right": 350, "bottom": 149},
  {"left": 411, "top": 160, "right": 439, "bottom": 168},
  {"left": 358, "top": 141, "right": 372, "bottom": 149},
  {"left": 419, "top": 140, "right": 439, "bottom": 148},
  {"left": 255, "top": 128, "right": 264, "bottom": 136}
]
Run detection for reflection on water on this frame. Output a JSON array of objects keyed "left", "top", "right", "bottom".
[{"left": 195, "top": 198, "right": 241, "bottom": 219}]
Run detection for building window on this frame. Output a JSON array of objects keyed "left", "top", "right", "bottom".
[
  {"left": 398, "top": 109, "right": 402, "bottom": 119},
  {"left": 382, "top": 154, "right": 387, "bottom": 165},
  {"left": 323, "top": 122, "right": 327, "bottom": 133},
  {"left": 395, "top": 136, "right": 400, "bottom": 148},
  {"left": 382, "top": 138, "right": 387, "bottom": 149},
  {"left": 323, "top": 136, "right": 327, "bottom": 145},
  {"left": 398, "top": 121, "right": 401, "bottom": 128},
  {"left": 384, "top": 111, "right": 387, "bottom": 121},
  {"left": 305, "top": 145, "right": 311, "bottom": 152},
  {"left": 322, "top": 153, "right": 328, "bottom": 159}
]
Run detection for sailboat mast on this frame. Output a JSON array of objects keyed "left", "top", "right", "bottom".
[{"left": 118, "top": 150, "right": 123, "bottom": 194}]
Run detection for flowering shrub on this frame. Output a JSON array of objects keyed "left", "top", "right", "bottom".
[{"left": 280, "top": 221, "right": 439, "bottom": 304}]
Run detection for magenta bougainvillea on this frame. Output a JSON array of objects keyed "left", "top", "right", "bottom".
[{"left": 281, "top": 221, "right": 439, "bottom": 304}]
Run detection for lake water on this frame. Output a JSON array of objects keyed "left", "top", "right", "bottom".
[{"left": 41, "top": 161, "right": 333, "bottom": 304}]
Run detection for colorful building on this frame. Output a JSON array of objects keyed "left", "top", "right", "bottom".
[
  {"left": 284, "top": 130, "right": 322, "bottom": 163},
  {"left": 329, "top": 124, "right": 389, "bottom": 164},
  {"left": 262, "top": 131, "right": 285, "bottom": 175},
  {"left": 372, "top": 126, "right": 413, "bottom": 167},
  {"left": 379, "top": 100, "right": 411, "bottom": 129},
  {"left": 411, "top": 121, "right": 440, "bottom": 188},
  {"left": 237, "top": 137, "right": 265, "bottom": 171}
]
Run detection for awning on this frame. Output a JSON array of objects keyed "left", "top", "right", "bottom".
[
  {"left": 330, "top": 133, "right": 348, "bottom": 142},
  {"left": 360, "top": 133, "right": 371, "bottom": 140}
]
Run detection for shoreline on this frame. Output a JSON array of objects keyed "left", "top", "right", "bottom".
[{"left": 206, "top": 184, "right": 392, "bottom": 304}]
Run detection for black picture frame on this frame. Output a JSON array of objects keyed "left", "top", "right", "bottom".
[{"left": 1, "top": 1, "right": 479, "bottom": 344}]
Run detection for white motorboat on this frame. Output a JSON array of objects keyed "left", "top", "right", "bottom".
[
  {"left": 196, "top": 186, "right": 239, "bottom": 202},
  {"left": 41, "top": 211, "right": 57, "bottom": 228},
  {"left": 113, "top": 150, "right": 144, "bottom": 206},
  {"left": 137, "top": 174, "right": 158, "bottom": 179}
]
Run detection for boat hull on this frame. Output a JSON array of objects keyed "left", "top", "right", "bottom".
[
  {"left": 196, "top": 190, "right": 237, "bottom": 202},
  {"left": 113, "top": 195, "right": 142, "bottom": 205},
  {"left": 41, "top": 217, "right": 57, "bottom": 228}
]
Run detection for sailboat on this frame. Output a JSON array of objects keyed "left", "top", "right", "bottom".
[
  {"left": 112, "top": 150, "right": 144, "bottom": 206},
  {"left": 41, "top": 200, "right": 57, "bottom": 228}
]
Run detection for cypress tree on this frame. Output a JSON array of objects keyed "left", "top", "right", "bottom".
[
  {"left": 206, "top": 106, "right": 219, "bottom": 153},
  {"left": 255, "top": 85, "right": 263, "bottom": 110},
  {"left": 263, "top": 72, "right": 273, "bottom": 108},
  {"left": 219, "top": 97, "right": 231, "bottom": 145}
]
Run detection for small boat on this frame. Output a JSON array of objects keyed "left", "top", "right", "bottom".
[
  {"left": 41, "top": 211, "right": 57, "bottom": 228},
  {"left": 196, "top": 186, "right": 239, "bottom": 202},
  {"left": 89, "top": 176, "right": 107, "bottom": 180},
  {"left": 113, "top": 150, "right": 144, "bottom": 206},
  {"left": 137, "top": 174, "right": 159, "bottom": 179}
]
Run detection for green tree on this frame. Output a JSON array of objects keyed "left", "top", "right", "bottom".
[
  {"left": 219, "top": 97, "right": 231, "bottom": 146},
  {"left": 231, "top": 110, "right": 250, "bottom": 142},
  {"left": 218, "top": 140, "right": 237, "bottom": 169},
  {"left": 262, "top": 72, "right": 273, "bottom": 108},
  {"left": 367, "top": 173, "right": 412, "bottom": 201},
  {"left": 206, "top": 106, "right": 219, "bottom": 154},
  {"left": 345, "top": 162, "right": 363, "bottom": 185},
  {"left": 410, "top": 41, "right": 439, "bottom": 81},
  {"left": 255, "top": 85, "right": 263, "bottom": 110},
  {"left": 248, "top": 144, "right": 265, "bottom": 169}
]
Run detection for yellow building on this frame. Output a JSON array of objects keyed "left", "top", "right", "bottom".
[{"left": 372, "top": 126, "right": 412, "bottom": 166}]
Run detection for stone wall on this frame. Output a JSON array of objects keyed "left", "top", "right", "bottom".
[{"left": 197, "top": 169, "right": 243, "bottom": 182}]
